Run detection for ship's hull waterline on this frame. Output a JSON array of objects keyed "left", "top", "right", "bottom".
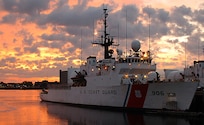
[{"left": 40, "top": 82, "right": 198, "bottom": 111}]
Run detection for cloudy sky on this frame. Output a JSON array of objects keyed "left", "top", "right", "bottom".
[{"left": 0, "top": 0, "right": 204, "bottom": 83}]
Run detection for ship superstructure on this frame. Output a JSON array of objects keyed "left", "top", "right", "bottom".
[{"left": 40, "top": 8, "right": 198, "bottom": 111}]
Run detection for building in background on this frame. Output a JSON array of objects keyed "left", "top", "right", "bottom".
[{"left": 60, "top": 70, "right": 68, "bottom": 84}]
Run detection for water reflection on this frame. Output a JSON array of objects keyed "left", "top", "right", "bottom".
[
  {"left": 0, "top": 90, "right": 68, "bottom": 125},
  {"left": 45, "top": 103, "right": 203, "bottom": 125}
]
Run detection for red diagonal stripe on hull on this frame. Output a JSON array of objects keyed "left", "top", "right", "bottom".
[{"left": 127, "top": 84, "right": 148, "bottom": 108}]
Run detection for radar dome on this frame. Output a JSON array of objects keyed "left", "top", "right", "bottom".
[
  {"left": 116, "top": 49, "right": 123, "bottom": 55},
  {"left": 131, "top": 40, "right": 141, "bottom": 52}
]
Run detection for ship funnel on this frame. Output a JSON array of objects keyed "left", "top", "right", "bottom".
[{"left": 131, "top": 40, "right": 141, "bottom": 52}]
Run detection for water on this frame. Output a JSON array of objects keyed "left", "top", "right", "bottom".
[{"left": 0, "top": 90, "right": 203, "bottom": 125}]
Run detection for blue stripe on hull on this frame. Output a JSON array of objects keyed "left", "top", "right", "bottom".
[{"left": 123, "top": 84, "right": 131, "bottom": 107}]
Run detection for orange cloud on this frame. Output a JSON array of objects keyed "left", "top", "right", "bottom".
[{"left": 0, "top": 0, "right": 203, "bottom": 83}]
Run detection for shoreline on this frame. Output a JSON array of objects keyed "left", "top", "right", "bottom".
[{"left": 0, "top": 87, "right": 43, "bottom": 90}]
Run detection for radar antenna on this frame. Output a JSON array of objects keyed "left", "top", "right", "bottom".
[{"left": 92, "top": 7, "right": 116, "bottom": 59}]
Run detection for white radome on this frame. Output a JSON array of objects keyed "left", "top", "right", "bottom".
[
  {"left": 131, "top": 40, "right": 141, "bottom": 52},
  {"left": 116, "top": 49, "right": 123, "bottom": 55}
]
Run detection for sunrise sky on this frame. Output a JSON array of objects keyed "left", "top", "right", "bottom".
[{"left": 0, "top": 0, "right": 204, "bottom": 83}]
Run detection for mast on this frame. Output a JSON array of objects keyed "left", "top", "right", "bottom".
[
  {"left": 104, "top": 8, "right": 109, "bottom": 59},
  {"left": 93, "top": 8, "right": 114, "bottom": 59}
]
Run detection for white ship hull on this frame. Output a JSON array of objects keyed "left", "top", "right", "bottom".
[{"left": 40, "top": 82, "right": 198, "bottom": 111}]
